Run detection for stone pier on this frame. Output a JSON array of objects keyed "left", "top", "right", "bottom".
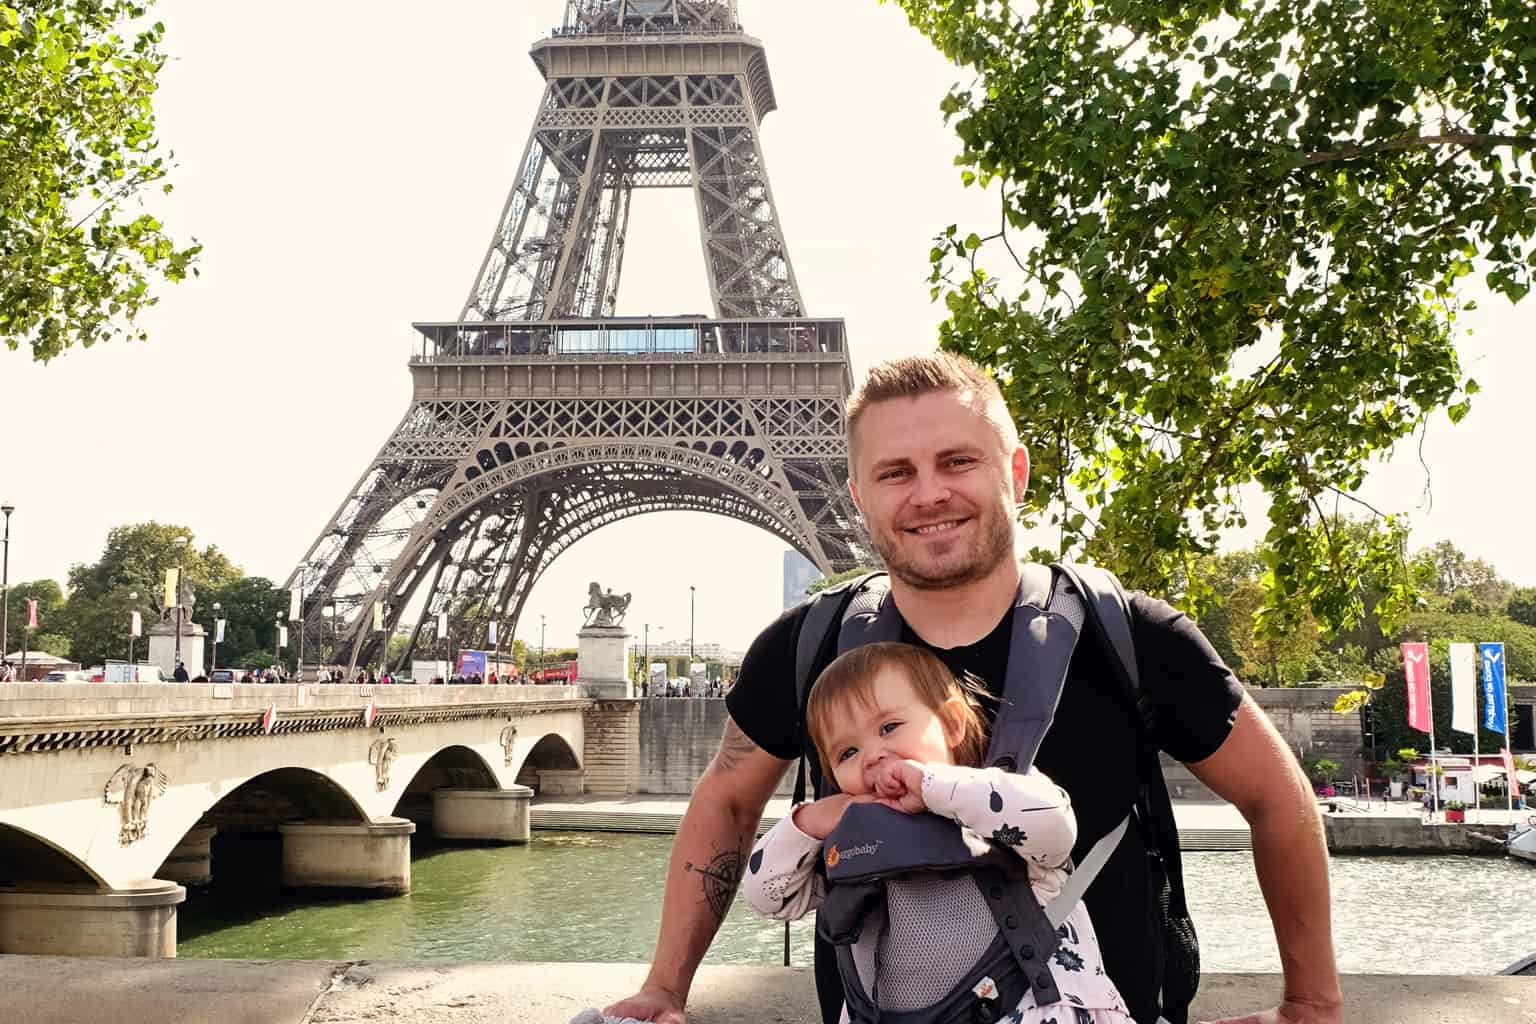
[
  {"left": 432, "top": 787, "right": 533, "bottom": 843},
  {"left": 0, "top": 880, "right": 185, "bottom": 957},
  {"left": 157, "top": 824, "right": 217, "bottom": 886},
  {"left": 278, "top": 818, "right": 415, "bottom": 893}
]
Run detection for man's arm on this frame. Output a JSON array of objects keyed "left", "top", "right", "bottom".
[
  {"left": 1187, "top": 695, "right": 1344, "bottom": 1024},
  {"left": 605, "top": 716, "right": 791, "bottom": 1023}
]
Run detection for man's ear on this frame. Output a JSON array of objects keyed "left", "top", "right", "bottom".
[
  {"left": 1011, "top": 445, "right": 1031, "bottom": 504},
  {"left": 848, "top": 474, "right": 863, "bottom": 516}
]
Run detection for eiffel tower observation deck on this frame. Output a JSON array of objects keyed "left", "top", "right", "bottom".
[{"left": 286, "top": 0, "right": 872, "bottom": 672}]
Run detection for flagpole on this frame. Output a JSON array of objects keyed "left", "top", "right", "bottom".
[
  {"left": 1472, "top": 686, "right": 1481, "bottom": 825},
  {"left": 1427, "top": 674, "right": 1439, "bottom": 819},
  {"left": 1503, "top": 658, "right": 1515, "bottom": 817}
]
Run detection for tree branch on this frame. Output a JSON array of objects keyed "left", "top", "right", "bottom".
[{"left": 1301, "top": 132, "right": 1534, "bottom": 167}]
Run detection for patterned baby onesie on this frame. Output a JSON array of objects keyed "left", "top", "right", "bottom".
[{"left": 742, "top": 763, "right": 1134, "bottom": 1024}]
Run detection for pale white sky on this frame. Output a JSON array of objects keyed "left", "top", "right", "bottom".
[{"left": 1, "top": 1, "right": 1531, "bottom": 653}]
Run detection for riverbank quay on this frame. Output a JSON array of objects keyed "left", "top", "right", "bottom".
[
  {"left": 1324, "top": 806, "right": 1535, "bottom": 854},
  {"left": 2, "top": 957, "right": 1532, "bottom": 1024},
  {"left": 531, "top": 793, "right": 1536, "bottom": 854}
]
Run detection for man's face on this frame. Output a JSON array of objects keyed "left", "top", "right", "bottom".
[{"left": 848, "top": 389, "right": 1028, "bottom": 591}]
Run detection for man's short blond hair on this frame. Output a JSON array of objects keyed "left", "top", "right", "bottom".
[{"left": 845, "top": 352, "right": 1019, "bottom": 474}]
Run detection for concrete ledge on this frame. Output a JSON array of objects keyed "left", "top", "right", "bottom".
[
  {"left": 0, "top": 958, "right": 1530, "bottom": 1023},
  {"left": 1325, "top": 813, "right": 1506, "bottom": 854},
  {"left": 279, "top": 817, "right": 415, "bottom": 893}
]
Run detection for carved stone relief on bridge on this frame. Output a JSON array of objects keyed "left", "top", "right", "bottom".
[
  {"left": 103, "top": 763, "right": 169, "bottom": 845},
  {"left": 368, "top": 737, "right": 399, "bottom": 791},
  {"left": 499, "top": 724, "right": 518, "bottom": 767}
]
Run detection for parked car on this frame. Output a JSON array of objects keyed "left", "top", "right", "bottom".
[
  {"left": 40, "top": 670, "right": 92, "bottom": 683},
  {"left": 209, "top": 669, "right": 239, "bottom": 684}
]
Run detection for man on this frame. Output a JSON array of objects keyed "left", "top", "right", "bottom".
[
  {"left": 173, "top": 660, "right": 189, "bottom": 683},
  {"left": 607, "top": 354, "right": 1342, "bottom": 1024}
]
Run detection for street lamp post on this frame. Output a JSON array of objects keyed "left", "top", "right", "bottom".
[
  {"left": 274, "top": 613, "right": 284, "bottom": 674},
  {"left": 173, "top": 536, "right": 189, "bottom": 676},
  {"left": 539, "top": 613, "right": 546, "bottom": 683},
  {"left": 211, "top": 601, "right": 222, "bottom": 673},
  {"left": 1, "top": 501, "right": 13, "bottom": 669},
  {"left": 689, "top": 585, "right": 696, "bottom": 662},
  {"left": 128, "top": 591, "right": 139, "bottom": 667}
]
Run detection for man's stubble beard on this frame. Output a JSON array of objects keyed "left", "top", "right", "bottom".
[{"left": 871, "top": 501, "right": 1017, "bottom": 592}]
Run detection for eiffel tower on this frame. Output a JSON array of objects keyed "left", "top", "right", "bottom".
[{"left": 286, "top": 0, "right": 871, "bottom": 672}]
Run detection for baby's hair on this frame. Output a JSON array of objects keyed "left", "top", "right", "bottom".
[{"left": 806, "top": 641, "right": 990, "bottom": 782}]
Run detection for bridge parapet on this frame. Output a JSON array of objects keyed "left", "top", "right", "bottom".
[{"left": 0, "top": 684, "right": 585, "bottom": 755}]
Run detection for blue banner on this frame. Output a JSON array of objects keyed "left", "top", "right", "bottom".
[{"left": 1479, "top": 642, "right": 1507, "bottom": 733}]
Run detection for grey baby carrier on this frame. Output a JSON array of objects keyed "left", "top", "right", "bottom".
[{"left": 793, "top": 563, "right": 1194, "bottom": 1024}]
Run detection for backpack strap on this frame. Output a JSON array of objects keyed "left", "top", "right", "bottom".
[{"left": 792, "top": 572, "right": 886, "bottom": 803}]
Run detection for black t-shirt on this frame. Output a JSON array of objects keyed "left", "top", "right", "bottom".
[{"left": 726, "top": 587, "right": 1244, "bottom": 1024}]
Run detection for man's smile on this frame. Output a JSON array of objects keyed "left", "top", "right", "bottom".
[{"left": 905, "top": 517, "right": 970, "bottom": 536}]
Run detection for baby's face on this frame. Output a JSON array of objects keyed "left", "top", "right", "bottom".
[{"left": 821, "top": 667, "right": 955, "bottom": 796}]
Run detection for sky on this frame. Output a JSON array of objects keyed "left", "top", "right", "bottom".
[{"left": 1, "top": 1, "right": 1532, "bottom": 654}]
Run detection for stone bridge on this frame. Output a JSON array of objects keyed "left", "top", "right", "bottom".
[{"left": 0, "top": 683, "right": 641, "bottom": 958}]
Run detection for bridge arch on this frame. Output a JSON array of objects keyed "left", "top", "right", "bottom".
[
  {"left": 393, "top": 744, "right": 501, "bottom": 821},
  {"left": 0, "top": 822, "right": 107, "bottom": 888},
  {"left": 514, "top": 732, "right": 582, "bottom": 792}
]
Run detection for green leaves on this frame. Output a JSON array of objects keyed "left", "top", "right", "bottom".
[
  {"left": 1, "top": 0, "right": 199, "bottom": 363},
  {"left": 897, "top": 0, "right": 1536, "bottom": 635}
]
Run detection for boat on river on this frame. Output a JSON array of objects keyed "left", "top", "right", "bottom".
[{"left": 1509, "top": 818, "right": 1536, "bottom": 865}]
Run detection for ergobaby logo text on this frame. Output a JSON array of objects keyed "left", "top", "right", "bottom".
[{"left": 826, "top": 840, "right": 881, "bottom": 868}]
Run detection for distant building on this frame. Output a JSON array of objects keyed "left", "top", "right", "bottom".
[
  {"left": 647, "top": 639, "right": 745, "bottom": 667},
  {"left": 783, "top": 550, "right": 821, "bottom": 610}
]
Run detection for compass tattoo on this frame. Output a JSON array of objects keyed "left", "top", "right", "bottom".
[{"left": 686, "top": 847, "right": 746, "bottom": 923}]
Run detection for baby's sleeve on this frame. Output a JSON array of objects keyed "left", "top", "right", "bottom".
[
  {"left": 740, "top": 807, "right": 826, "bottom": 921},
  {"left": 920, "top": 763, "right": 1077, "bottom": 869}
]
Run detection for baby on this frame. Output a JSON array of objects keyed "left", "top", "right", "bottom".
[{"left": 742, "top": 641, "right": 1133, "bottom": 1023}]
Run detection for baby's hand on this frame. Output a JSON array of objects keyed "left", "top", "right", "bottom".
[
  {"left": 873, "top": 759, "right": 928, "bottom": 814},
  {"left": 792, "top": 793, "right": 878, "bottom": 839}
]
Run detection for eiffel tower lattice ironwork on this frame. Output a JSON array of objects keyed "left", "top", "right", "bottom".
[{"left": 285, "top": 0, "right": 872, "bottom": 674}]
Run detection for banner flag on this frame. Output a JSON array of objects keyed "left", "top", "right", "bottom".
[
  {"left": 363, "top": 700, "right": 377, "bottom": 728},
  {"left": 130, "top": 611, "right": 142, "bottom": 638},
  {"left": 1402, "top": 642, "right": 1431, "bottom": 733},
  {"left": 262, "top": 705, "right": 278, "bottom": 735},
  {"left": 1480, "top": 642, "right": 1508, "bottom": 733},
  {"left": 1449, "top": 643, "right": 1477, "bottom": 734},
  {"left": 437, "top": 613, "right": 448, "bottom": 639},
  {"left": 1503, "top": 747, "right": 1519, "bottom": 785},
  {"left": 163, "top": 568, "right": 179, "bottom": 611},
  {"left": 26, "top": 599, "right": 37, "bottom": 630},
  {"left": 289, "top": 587, "right": 302, "bottom": 622},
  {"left": 278, "top": 625, "right": 289, "bottom": 649},
  {"left": 215, "top": 619, "right": 226, "bottom": 644},
  {"left": 372, "top": 601, "right": 384, "bottom": 632},
  {"left": 488, "top": 620, "right": 499, "bottom": 647}
]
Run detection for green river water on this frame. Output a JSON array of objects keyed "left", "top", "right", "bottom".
[{"left": 176, "top": 831, "right": 1533, "bottom": 974}]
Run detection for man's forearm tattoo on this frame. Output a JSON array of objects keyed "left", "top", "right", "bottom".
[
  {"left": 685, "top": 846, "right": 746, "bottom": 924},
  {"left": 715, "top": 720, "right": 758, "bottom": 773}
]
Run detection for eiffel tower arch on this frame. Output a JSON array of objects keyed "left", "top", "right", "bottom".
[{"left": 286, "top": 0, "right": 872, "bottom": 672}]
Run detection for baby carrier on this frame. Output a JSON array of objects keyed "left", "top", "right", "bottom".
[{"left": 793, "top": 563, "right": 1193, "bottom": 1024}]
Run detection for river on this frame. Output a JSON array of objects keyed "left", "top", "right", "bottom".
[{"left": 178, "top": 832, "right": 1531, "bottom": 973}]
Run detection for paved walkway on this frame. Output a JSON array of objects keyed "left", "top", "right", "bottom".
[{"left": 2, "top": 957, "right": 1531, "bottom": 1023}]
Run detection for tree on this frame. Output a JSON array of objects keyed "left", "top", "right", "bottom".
[
  {"left": 805, "top": 566, "right": 880, "bottom": 597},
  {"left": 1508, "top": 587, "right": 1536, "bottom": 628},
  {"left": 1, "top": 1, "right": 200, "bottom": 362},
  {"left": 3, "top": 578, "right": 65, "bottom": 653},
  {"left": 201, "top": 576, "right": 284, "bottom": 671},
  {"left": 59, "top": 523, "right": 242, "bottom": 666},
  {"left": 892, "top": 0, "right": 1535, "bottom": 637},
  {"left": 1224, "top": 580, "right": 1321, "bottom": 687},
  {"left": 66, "top": 522, "right": 240, "bottom": 605}
]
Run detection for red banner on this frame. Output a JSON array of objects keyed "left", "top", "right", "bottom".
[
  {"left": 1503, "top": 747, "right": 1518, "bottom": 783},
  {"left": 26, "top": 598, "right": 37, "bottom": 630},
  {"left": 1402, "top": 642, "right": 1431, "bottom": 733}
]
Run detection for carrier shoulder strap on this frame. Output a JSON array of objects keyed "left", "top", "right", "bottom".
[{"left": 792, "top": 572, "right": 886, "bottom": 803}]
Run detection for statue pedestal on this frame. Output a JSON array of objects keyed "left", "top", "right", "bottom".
[
  {"left": 147, "top": 616, "right": 206, "bottom": 679},
  {"left": 576, "top": 626, "right": 632, "bottom": 699}
]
